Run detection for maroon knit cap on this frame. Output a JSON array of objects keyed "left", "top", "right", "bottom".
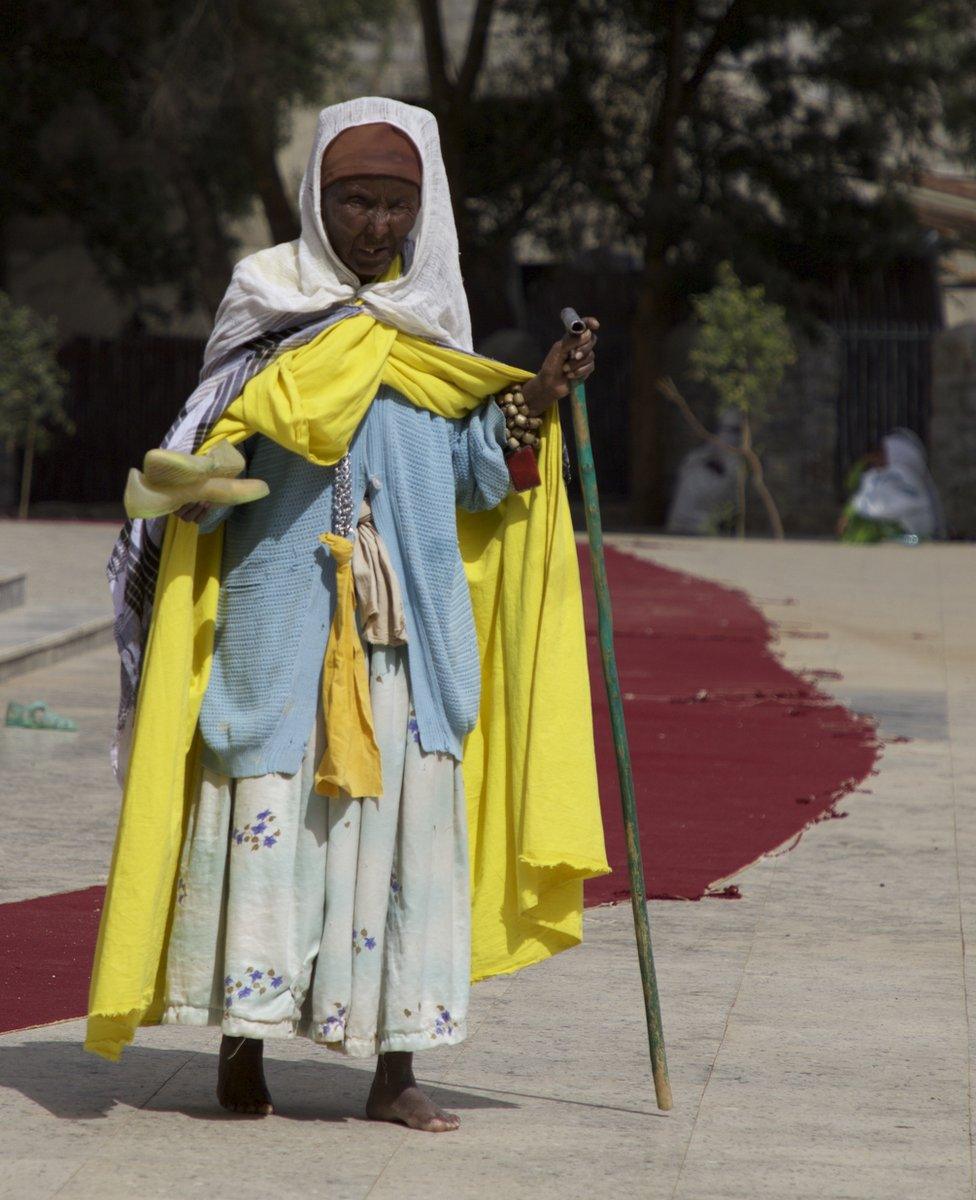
[{"left": 320, "top": 122, "right": 422, "bottom": 189}]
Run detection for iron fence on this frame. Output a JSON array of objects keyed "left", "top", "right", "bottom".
[
  {"left": 833, "top": 321, "right": 937, "bottom": 485},
  {"left": 30, "top": 335, "right": 206, "bottom": 505}
]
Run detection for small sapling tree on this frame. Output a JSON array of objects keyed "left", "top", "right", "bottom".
[
  {"left": 0, "top": 295, "right": 72, "bottom": 519},
  {"left": 660, "top": 263, "right": 797, "bottom": 538}
]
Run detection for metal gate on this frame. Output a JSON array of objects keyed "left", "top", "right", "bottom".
[
  {"left": 830, "top": 257, "right": 942, "bottom": 484},
  {"left": 30, "top": 335, "right": 207, "bottom": 505},
  {"left": 834, "top": 322, "right": 937, "bottom": 480}
]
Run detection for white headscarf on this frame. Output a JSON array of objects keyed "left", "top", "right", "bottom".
[
  {"left": 852, "top": 428, "right": 947, "bottom": 539},
  {"left": 882, "top": 428, "right": 927, "bottom": 477},
  {"left": 882, "top": 428, "right": 947, "bottom": 538},
  {"left": 202, "top": 97, "right": 472, "bottom": 376}
]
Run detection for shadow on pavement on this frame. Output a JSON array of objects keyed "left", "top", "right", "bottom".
[
  {"left": 839, "top": 688, "right": 949, "bottom": 742},
  {"left": 0, "top": 1039, "right": 515, "bottom": 1123}
]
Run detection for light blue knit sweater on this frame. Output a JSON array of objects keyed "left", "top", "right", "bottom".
[{"left": 196, "top": 386, "right": 510, "bottom": 778}]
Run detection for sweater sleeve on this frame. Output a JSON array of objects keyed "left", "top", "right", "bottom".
[{"left": 451, "top": 402, "right": 511, "bottom": 513}]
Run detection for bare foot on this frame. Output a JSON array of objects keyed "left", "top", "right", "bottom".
[
  {"left": 366, "top": 1051, "right": 460, "bottom": 1132},
  {"left": 217, "top": 1035, "right": 274, "bottom": 1116}
]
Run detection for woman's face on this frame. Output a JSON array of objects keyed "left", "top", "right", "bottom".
[{"left": 321, "top": 175, "right": 421, "bottom": 283}]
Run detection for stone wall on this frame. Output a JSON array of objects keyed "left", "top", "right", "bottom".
[
  {"left": 760, "top": 328, "right": 841, "bottom": 537},
  {"left": 930, "top": 323, "right": 976, "bottom": 538}
]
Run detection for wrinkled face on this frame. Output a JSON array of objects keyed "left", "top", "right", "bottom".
[{"left": 321, "top": 175, "right": 421, "bottom": 283}]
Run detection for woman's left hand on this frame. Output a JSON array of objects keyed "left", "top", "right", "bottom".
[{"left": 521, "top": 317, "right": 600, "bottom": 416}]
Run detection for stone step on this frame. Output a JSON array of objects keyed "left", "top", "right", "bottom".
[
  {"left": 0, "top": 605, "right": 114, "bottom": 684},
  {"left": 0, "top": 572, "right": 26, "bottom": 614}
]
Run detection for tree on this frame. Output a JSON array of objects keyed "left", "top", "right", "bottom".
[
  {"left": 662, "top": 261, "right": 796, "bottom": 537},
  {"left": 3, "top": 0, "right": 393, "bottom": 318},
  {"left": 513, "top": 0, "right": 976, "bottom": 523},
  {"left": 413, "top": 0, "right": 592, "bottom": 332},
  {"left": 0, "top": 294, "right": 72, "bottom": 518}
]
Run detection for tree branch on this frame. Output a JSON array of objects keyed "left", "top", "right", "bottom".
[
  {"left": 646, "top": 0, "right": 692, "bottom": 235},
  {"left": 652, "top": 0, "right": 692, "bottom": 148},
  {"left": 681, "top": 0, "right": 746, "bottom": 105},
  {"left": 457, "top": 0, "right": 497, "bottom": 101},
  {"left": 415, "top": 0, "right": 453, "bottom": 109},
  {"left": 658, "top": 376, "right": 784, "bottom": 538}
]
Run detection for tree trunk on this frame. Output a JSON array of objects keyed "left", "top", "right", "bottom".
[
  {"left": 240, "top": 117, "right": 300, "bottom": 244},
  {"left": 18, "top": 415, "right": 36, "bottom": 520},
  {"left": 629, "top": 260, "right": 674, "bottom": 526},
  {"left": 169, "top": 158, "right": 235, "bottom": 318},
  {"left": 628, "top": 2, "right": 690, "bottom": 527},
  {"left": 230, "top": 16, "right": 300, "bottom": 244},
  {"left": 433, "top": 102, "right": 469, "bottom": 250},
  {"left": 736, "top": 417, "right": 750, "bottom": 537},
  {"left": 0, "top": 217, "right": 8, "bottom": 293},
  {"left": 415, "top": 0, "right": 504, "bottom": 318}
]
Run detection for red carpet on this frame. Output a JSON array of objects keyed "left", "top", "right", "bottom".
[
  {"left": 0, "top": 886, "right": 103, "bottom": 1034},
  {"left": 0, "top": 545, "right": 879, "bottom": 1034},
  {"left": 581, "top": 546, "right": 879, "bottom": 903}
]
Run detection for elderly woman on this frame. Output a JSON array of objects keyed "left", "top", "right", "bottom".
[{"left": 87, "top": 98, "right": 607, "bottom": 1132}]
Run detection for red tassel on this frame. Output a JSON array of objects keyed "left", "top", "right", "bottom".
[{"left": 506, "top": 446, "right": 541, "bottom": 491}]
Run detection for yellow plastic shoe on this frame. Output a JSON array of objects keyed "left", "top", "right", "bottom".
[
  {"left": 123, "top": 441, "right": 269, "bottom": 519},
  {"left": 142, "top": 440, "right": 245, "bottom": 486}
]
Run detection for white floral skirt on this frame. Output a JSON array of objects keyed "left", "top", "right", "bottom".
[{"left": 162, "top": 645, "right": 471, "bottom": 1056}]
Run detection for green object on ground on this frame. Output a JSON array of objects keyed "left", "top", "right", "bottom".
[
  {"left": 840, "top": 461, "right": 911, "bottom": 545},
  {"left": 4, "top": 700, "right": 77, "bottom": 731},
  {"left": 840, "top": 505, "right": 906, "bottom": 545},
  {"left": 566, "top": 362, "right": 672, "bottom": 1113}
]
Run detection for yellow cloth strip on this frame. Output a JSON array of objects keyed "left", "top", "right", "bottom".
[
  {"left": 314, "top": 533, "right": 384, "bottom": 799},
  {"left": 86, "top": 312, "right": 609, "bottom": 1060}
]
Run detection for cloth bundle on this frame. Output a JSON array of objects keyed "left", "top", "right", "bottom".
[{"left": 353, "top": 497, "right": 407, "bottom": 646}]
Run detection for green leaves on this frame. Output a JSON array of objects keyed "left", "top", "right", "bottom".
[
  {"left": 689, "top": 262, "right": 797, "bottom": 422},
  {"left": 505, "top": 0, "right": 974, "bottom": 303},
  {"left": 4, "top": 0, "right": 396, "bottom": 315},
  {"left": 0, "top": 294, "right": 72, "bottom": 450}
]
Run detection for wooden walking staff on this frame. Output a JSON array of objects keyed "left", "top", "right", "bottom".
[{"left": 560, "top": 306, "right": 673, "bottom": 1112}]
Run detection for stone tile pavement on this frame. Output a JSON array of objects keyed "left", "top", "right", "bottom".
[{"left": 0, "top": 527, "right": 973, "bottom": 1199}]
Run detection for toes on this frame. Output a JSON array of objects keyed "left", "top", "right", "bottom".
[
  {"left": 418, "top": 1110, "right": 460, "bottom": 1132},
  {"left": 429, "top": 1116, "right": 460, "bottom": 1133}
]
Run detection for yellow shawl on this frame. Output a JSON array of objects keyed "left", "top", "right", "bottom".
[{"left": 85, "top": 312, "right": 609, "bottom": 1061}]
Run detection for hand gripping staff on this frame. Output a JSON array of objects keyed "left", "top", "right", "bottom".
[{"left": 560, "top": 306, "right": 672, "bottom": 1112}]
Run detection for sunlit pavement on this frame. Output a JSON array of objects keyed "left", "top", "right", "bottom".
[{"left": 1, "top": 522, "right": 973, "bottom": 1199}]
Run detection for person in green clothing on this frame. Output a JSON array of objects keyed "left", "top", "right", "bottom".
[{"left": 837, "top": 428, "right": 946, "bottom": 544}]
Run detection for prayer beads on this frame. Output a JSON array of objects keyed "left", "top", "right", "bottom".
[{"left": 494, "top": 384, "right": 541, "bottom": 449}]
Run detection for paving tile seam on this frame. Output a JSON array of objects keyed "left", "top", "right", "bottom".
[
  {"left": 359, "top": 1108, "right": 418, "bottom": 1200},
  {"left": 424, "top": 969, "right": 521, "bottom": 1080},
  {"left": 136, "top": 1051, "right": 202, "bottom": 1116},
  {"left": 50, "top": 1159, "right": 92, "bottom": 1200},
  {"left": 314, "top": 967, "right": 524, "bottom": 1196},
  {"left": 940, "top": 557, "right": 976, "bottom": 1200},
  {"left": 668, "top": 851, "right": 780, "bottom": 1200},
  {"left": 87, "top": 1050, "right": 202, "bottom": 1164}
]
